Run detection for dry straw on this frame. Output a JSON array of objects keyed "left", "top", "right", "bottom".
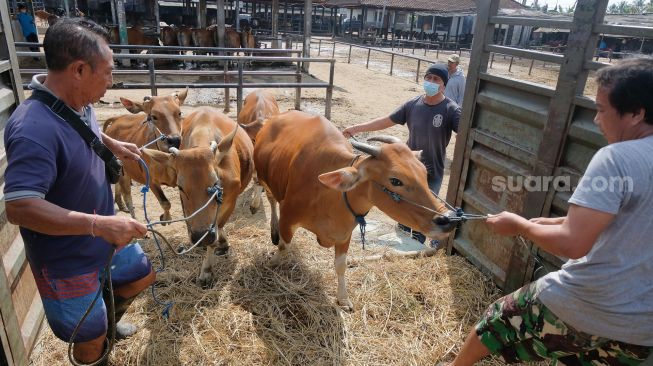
[{"left": 30, "top": 187, "right": 534, "bottom": 366}]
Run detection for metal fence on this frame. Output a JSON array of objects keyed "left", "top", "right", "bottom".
[{"left": 15, "top": 45, "right": 336, "bottom": 118}]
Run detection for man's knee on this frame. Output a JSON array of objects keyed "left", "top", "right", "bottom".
[{"left": 115, "top": 268, "right": 156, "bottom": 298}]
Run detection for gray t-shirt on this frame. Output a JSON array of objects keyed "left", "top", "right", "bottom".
[
  {"left": 537, "top": 135, "right": 653, "bottom": 346},
  {"left": 389, "top": 96, "right": 460, "bottom": 191}
]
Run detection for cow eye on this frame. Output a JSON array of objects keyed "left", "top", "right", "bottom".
[
  {"left": 178, "top": 111, "right": 182, "bottom": 117},
  {"left": 151, "top": 115, "right": 158, "bottom": 121},
  {"left": 389, "top": 178, "right": 403, "bottom": 187}
]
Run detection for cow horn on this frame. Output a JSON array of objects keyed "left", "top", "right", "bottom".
[
  {"left": 169, "top": 147, "right": 180, "bottom": 156},
  {"left": 367, "top": 135, "right": 402, "bottom": 144},
  {"left": 210, "top": 141, "right": 218, "bottom": 153},
  {"left": 351, "top": 140, "right": 381, "bottom": 157}
]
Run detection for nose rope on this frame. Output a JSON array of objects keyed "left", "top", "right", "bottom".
[{"left": 137, "top": 158, "right": 223, "bottom": 318}]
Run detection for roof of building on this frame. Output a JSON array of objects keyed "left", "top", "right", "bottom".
[{"left": 324, "top": 0, "right": 526, "bottom": 13}]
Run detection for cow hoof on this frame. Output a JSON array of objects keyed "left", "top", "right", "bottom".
[
  {"left": 337, "top": 298, "right": 354, "bottom": 312},
  {"left": 159, "top": 214, "right": 169, "bottom": 226},
  {"left": 198, "top": 272, "right": 213, "bottom": 289}
]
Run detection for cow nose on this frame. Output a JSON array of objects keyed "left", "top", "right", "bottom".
[
  {"left": 434, "top": 211, "right": 458, "bottom": 232},
  {"left": 191, "top": 230, "right": 216, "bottom": 245},
  {"left": 167, "top": 135, "right": 181, "bottom": 149}
]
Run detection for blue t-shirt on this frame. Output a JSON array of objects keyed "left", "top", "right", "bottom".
[
  {"left": 4, "top": 98, "right": 114, "bottom": 278},
  {"left": 17, "top": 12, "right": 37, "bottom": 37}
]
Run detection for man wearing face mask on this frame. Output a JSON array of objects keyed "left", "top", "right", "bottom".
[{"left": 343, "top": 63, "right": 461, "bottom": 245}]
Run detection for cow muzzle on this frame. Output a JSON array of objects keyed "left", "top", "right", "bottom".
[
  {"left": 166, "top": 135, "right": 181, "bottom": 149},
  {"left": 433, "top": 210, "right": 459, "bottom": 233},
  {"left": 191, "top": 229, "right": 216, "bottom": 246}
]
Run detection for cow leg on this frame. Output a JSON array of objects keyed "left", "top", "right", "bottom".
[
  {"left": 249, "top": 174, "right": 263, "bottom": 214},
  {"left": 150, "top": 184, "right": 172, "bottom": 225},
  {"left": 114, "top": 178, "right": 127, "bottom": 213},
  {"left": 198, "top": 244, "right": 216, "bottom": 288},
  {"left": 334, "top": 242, "right": 354, "bottom": 311},
  {"left": 266, "top": 188, "right": 280, "bottom": 245},
  {"left": 216, "top": 226, "right": 230, "bottom": 255},
  {"left": 267, "top": 206, "right": 296, "bottom": 267},
  {"left": 119, "top": 176, "right": 136, "bottom": 219}
]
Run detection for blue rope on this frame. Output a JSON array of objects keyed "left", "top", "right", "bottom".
[
  {"left": 355, "top": 215, "right": 367, "bottom": 250},
  {"left": 137, "top": 158, "right": 174, "bottom": 318}
]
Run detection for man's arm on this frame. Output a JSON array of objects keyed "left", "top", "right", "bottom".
[
  {"left": 342, "top": 116, "right": 395, "bottom": 137},
  {"left": 6, "top": 198, "right": 147, "bottom": 247},
  {"left": 102, "top": 132, "right": 141, "bottom": 161},
  {"left": 486, "top": 204, "right": 614, "bottom": 259}
]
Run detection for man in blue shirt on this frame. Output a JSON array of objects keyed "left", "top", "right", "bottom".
[
  {"left": 16, "top": 4, "right": 39, "bottom": 52},
  {"left": 4, "top": 18, "right": 154, "bottom": 365}
]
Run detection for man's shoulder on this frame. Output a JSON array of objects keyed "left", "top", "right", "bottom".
[{"left": 6, "top": 100, "right": 65, "bottom": 144}]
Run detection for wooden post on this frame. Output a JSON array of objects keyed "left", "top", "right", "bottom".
[
  {"left": 409, "top": 12, "right": 415, "bottom": 39},
  {"left": 348, "top": 8, "right": 353, "bottom": 37},
  {"left": 116, "top": 0, "right": 129, "bottom": 67},
  {"left": 154, "top": 0, "right": 161, "bottom": 34},
  {"left": 217, "top": 0, "right": 226, "bottom": 48},
  {"left": 235, "top": 0, "right": 240, "bottom": 30},
  {"left": 272, "top": 0, "right": 279, "bottom": 36},
  {"left": 198, "top": 0, "right": 207, "bottom": 28},
  {"left": 109, "top": 0, "right": 117, "bottom": 24},
  {"left": 303, "top": 0, "right": 312, "bottom": 72}
]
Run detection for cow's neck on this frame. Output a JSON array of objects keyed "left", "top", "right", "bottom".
[{"left": 341, "top": 153, "right": 374, "bottom": 220}]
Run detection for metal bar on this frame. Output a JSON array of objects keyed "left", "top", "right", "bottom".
[
  {"left": 389, "top": 53, "right": 394, "bottom": 75},
  {"left": 15, "top": 42, "right": 302, "bottom": 54},
  {"left": 508, "top": 56, "right": 514, "bottom": 72},
  {"left": 415, "top": 59, "right": 420, "bottom": 83},
  {"left": 237, "top": 61, "right": 243, "bottom": 115},
  {"left": 148, "top": 58, "right": 157, "bottom": 96},
  {"left": 529, "top": 58, "right": 535, "bottom": 75},
  {"left": 366, "top": 48, "right": 371, "bottom": 68},
  {"left": 332, "top": 41, "right": 335, "bottom": 58},
  {"left": 489, "top": 16, "right": 572, "bottom": 29},
  {"left": 594, "top": 23, "right": 653, "bottom": 38},
  {"left": 486, "top": 44, "right": 564, "bottom": 64},
  {"left": 318, "top": 39, "right": 322, "bottom": 56},
  {"left": 295, "top": 61, "right": 301, "bottom": 110},
  {"left": 17, "top": 52, "right": 330, "bottom": 63},
  {"left": 348, "top": 44, "right": 352, "bottom": 63},
  {"left": 223, "top": 61, "right": 230, "bottom": 113},
  {"left": 325, "top": 60, "right": 334, "bottom": 119}
]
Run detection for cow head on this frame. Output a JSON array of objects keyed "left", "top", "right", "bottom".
[
  {"left": 318, "top": 136, "right": 457, "bottom": 240},
  {"left": 143, "top": 126, "right": 239, "bottom": 248},
  {"left": 119, "top": 88, "right": 188, "bottom": 151}
]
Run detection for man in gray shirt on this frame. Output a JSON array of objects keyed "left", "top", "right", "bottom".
[
  {"left": 343, "top": 64, "right": 461, "bottom": 245},
  {"left": 444, "top": 58, "right": 653, "bottom": 365}
]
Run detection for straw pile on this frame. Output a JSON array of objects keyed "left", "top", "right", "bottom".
[{"left": 29, "top": 190, "right": 528, "bottom": 366}]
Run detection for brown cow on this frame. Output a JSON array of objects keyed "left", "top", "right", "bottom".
[
  {"left": 143, "top": 107, "right": 254, "bottom": 287},
  {"left": 192, "top": 26, "right": 216, "bottom": 50},
  {"left": 239, "top": 90, "right": 280, "bottom": 214},
  {"left": 252, "top": 111, "right": 457, "bottom": 310},
  {"left": 177, "top": 26, "right": 194, "bottom": 48},
  {"left": 160, "top": 25, "right": 179, "bottom": 47},
  {"left": 103, "top": 89, "right": 188, "bottom": 221}
]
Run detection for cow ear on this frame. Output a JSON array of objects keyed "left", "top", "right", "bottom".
[
  {"left": 241, "top": 118, "right": 264, "bottom": 142},
  {"left": 413, "top": 150, "right": 423, "bottom": 160},
  {"left": 318, "top": 167, "right": 363, "bottom": 192},
  {"left": 120, "top": 97, "right": 144, "bottom": 114},
  {"left": 175, "top": 87, "right": 189, "bottom": 106}
]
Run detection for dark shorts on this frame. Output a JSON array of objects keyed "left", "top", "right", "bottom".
[
  {"left": 33, "top": 243, "right": 152, "bottom": 342},
  {"left": 476, "top": 282, "right": 653, "bottom": 365}
]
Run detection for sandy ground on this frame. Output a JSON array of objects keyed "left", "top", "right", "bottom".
[{"left": 26, "top": 43, "right": 562, "bottom": 366}]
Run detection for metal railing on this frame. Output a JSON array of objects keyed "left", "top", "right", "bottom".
[
  {"left": 15, "top": 51, "right": 336, "bottom": 118},
  {"left": 311, "top": 39, "right": 460, "bottom": 84}
]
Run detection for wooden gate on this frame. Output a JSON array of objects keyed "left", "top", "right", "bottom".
[
  {"left": 0, "top": 2, "right": 44, "bottom": 365},
  {"left": 446, "top": 0, "right": 653, "bottom": 292}
]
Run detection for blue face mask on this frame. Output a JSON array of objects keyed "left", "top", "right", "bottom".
[{"left": 423, "top": 80, "right": 440, "bottom": 97}]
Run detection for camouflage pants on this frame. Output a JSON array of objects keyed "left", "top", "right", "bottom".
[{"left": 475, "top": 282, "right": 653, "bottom": 365}]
